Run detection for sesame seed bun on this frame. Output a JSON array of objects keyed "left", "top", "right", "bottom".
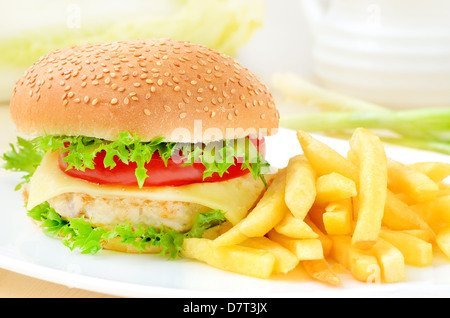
[{"left": 10, "top": 38, "right": 279, "bottom": 143}]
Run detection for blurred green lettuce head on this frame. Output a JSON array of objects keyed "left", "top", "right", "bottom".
[{"left": 0, "top": 0, "right": 265, "bottom": 69}]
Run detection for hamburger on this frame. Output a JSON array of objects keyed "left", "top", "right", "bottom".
[{"left": 4, "top": 38, "right": 279, "bottom": 258}]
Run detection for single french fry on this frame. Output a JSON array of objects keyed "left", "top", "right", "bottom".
[
  {"left": 296, "top": 130, "right": 358, "bottom": 180},
  {"left": 329, "top": 235, "right": 352, "bottom": 268},
  {"left": 350, "top": 128, "right": 387, "bottom": 249},
  {"left": 302, "top": 259, "right": 341, "bottom": 286},
  {"left": 370, "top": 237, "right": 405, "bottom": 283},
  {"left": 399, "top": 229, "right": 433, "bottom": 243},
  {"left": 213, "top": 170, "right": 287, "bottom": 246},
  {"left": 322, "top": 198, "right": 353, "bottom": 235},
  {"left": 238, "top": 169, "right": 287, "bottom": 237},
  {"left": 410, "top": 195, "right": 449, "bottom": 233},
  {"left": 274, "top": 210, "right": 318, "bottom": 239},
  {"left": 285, "top": 155, "right": 316, "bottom": 219},
  {"left": 436, "top": 225, "right": 450, "bottom": 259},
  {"left": 267, "top": 230, "right": 323, "bottom": 261},
  {"left": 379, "top": 229, "right": 433, "bottom": 267},
  {"left": 330, "top": 235, "right": 381, "bottom": 283},
  {"left": 383, "top": 190, "right": 435, "bottom": 238},
  {"left": 315, "top": 172, "right": 357, "bottom": 206},
  {"left": 388, "top": 159, "right": 439, "bottom": 203},
  {"left": 407, "top": 162, "right": 450, "bottom": 183},
  {"left": 181, "top": 238, "right": 275, "bottom": 279},
  {"left": 241, "top": 236, "right": 299, "bottom": 274}
]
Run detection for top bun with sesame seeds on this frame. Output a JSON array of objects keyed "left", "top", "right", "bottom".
[{"left": 10, "top": 38, "right": 279, "bottom": 143}]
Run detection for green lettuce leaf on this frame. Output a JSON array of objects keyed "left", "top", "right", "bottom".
[
  {"left": 1, "top": 137, "right": 44, "bottom": 190},
  {"left": 2, "top": 132, "right": 270, "bottom": 189},
  {"left": 27, "top": 201, "right": 226, "bottom": 259}
]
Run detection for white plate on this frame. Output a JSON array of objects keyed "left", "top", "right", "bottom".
[{"left": 0, "top": 128, "right": 449, "bottom": 298}]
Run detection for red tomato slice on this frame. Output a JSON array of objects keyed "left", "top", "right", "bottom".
[{"left": 58, "top": 137, "right": 265, "bottom": 187}]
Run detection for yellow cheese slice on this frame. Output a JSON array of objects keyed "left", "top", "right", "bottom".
[{"left": 27, "top": 151, "right": 268, "bottom": 225}]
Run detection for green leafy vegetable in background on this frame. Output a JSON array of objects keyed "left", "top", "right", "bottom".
[
  {"left": 28, "top": 201, "right": 226, "bottom": 258},
  {"left": 0, "top": 0, "right": 264, "bottom": 69},
  {"left": 273, "top": 73, "right": 450, "bottom": 155}
]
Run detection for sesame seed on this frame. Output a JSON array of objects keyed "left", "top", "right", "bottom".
[
  {"left": 124, "top": 97, "right": 130, "bottom": 105},
  {"left": 144, "top": 109, "right": 151, "bottom": 116},
  {"left": 73, "top": 98, "right": 80, "bottom": 103},
  {"left": 197, "top": 97, "right": 203, "bottom": 102},
  {"left": 84, "top": 96, "right": 90, "bottom": 103},
  {"left": 157, "top": 79, "right": 163, "bottom": 86},
  {"left": 92, "top": 98, "right": 98, "bottom": 106},
  {"left": 164, "top": 105, "right": 171, "bottom": 112},
  {"left": 64, "top": 85, "right": 71, "bottom": 91},
  {"left": 133, "top": 82, "right": 141, "bottom": 87},
  {"left": 228, "top": 113, "right": 233, "bottom": 120},
  {"left": 63, "top": 99, "right": 69, "bottom": 107},
  {"left": 67, "top": 92, "right": 74, "bottom": 98},
  {"left": 211, "top": 111, "right": 216, "bottom": 118},
  {"left": 110, "top": 98, "right": 118, "bottom": 105},
  {"left": 81, "top": 82, "right": 87, "bottom": 88},
  {"left": 179, "top": 112, "right": 187, "bottom": 119},
  {"left": 261, "top": 114, "right": 266, "bottom": 119},
  {"left": 174, "top": 85, "right": 180, "bottom": 92}
]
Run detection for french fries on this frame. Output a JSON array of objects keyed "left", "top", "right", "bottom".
[
  {"left": 388, "top": 159, "right": 439, "bottom": 202},
  {"left": 349, "top": 128, "right": 387, "bottom": 249},
  {"left": 322, "top": 199, "right": 353, "bottom": 235},
  {"left": 181, "top": 238, "right": 276, "bottom": 279},
  {"left": 179, "top": 128, "right": 449, "bottom": 287},
  {"left": 285, "top": 155, "right": 316, "bottom": 219},
  {"left": 379, "top": 229, "right": 433, "bottom": 267},
  {"left": 315, "top": 172, "right": 357, "bottom": 206},
  {"left": 370, "top": 237, "right": 405, "bottom": 283},
  {"left": 212, "top": 169, "right": 287, "bottom": 246}
]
